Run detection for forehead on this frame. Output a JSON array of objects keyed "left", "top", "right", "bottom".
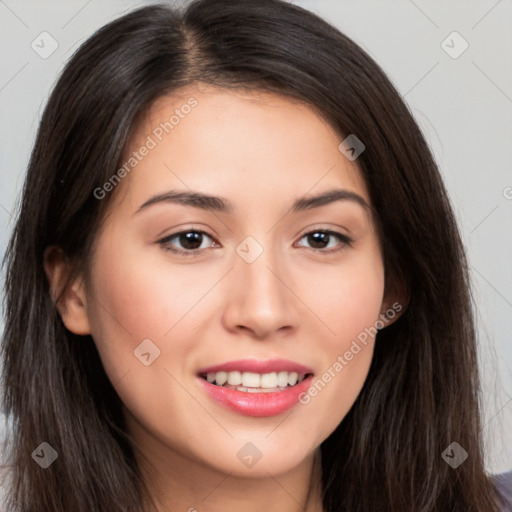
[{"left": 112, "top": 84, "right": 370, "bottom": 212}]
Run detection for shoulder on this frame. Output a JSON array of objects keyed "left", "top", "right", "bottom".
[{"left": 494, "top": 471, "right": 512, "bottom": 512}]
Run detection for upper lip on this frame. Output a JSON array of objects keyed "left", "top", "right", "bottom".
[{"left": 197, "top": 358, "right": 314, "bottom": 375}]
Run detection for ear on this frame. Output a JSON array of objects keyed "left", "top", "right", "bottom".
[
  {"left": 43, "top": 246, "right": 91, "bottom": 335},
  {"left": 379, "top": 278, "right": 408, "bottom": 328}
]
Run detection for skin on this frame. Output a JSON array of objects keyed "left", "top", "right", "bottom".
[{"left": 45, "top": 85, "right": 403, "bottom": 512}]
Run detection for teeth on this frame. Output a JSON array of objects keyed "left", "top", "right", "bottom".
[
  {"left": 227, "top": 371, "right": 242, "bottom": 386},
  {"left": 203, "top": 370, "right": 308, "bottom": 389},
  {"left": 242, "top": 372, "right": 260, "bottom": 387},
  {"left": 260, "top": 372, "right": 278, "bottom": 388},
  {"left": 277, "top": 371, "right": 288, "bottom": 387},
  {"left": 288, "top": 372, "right": 298, "bottom": 386},
  {"left": 216, "top": 371, "right": 228, "bottom": 385}
]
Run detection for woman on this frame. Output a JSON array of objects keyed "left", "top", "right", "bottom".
[{"left": 1, "top": 0, "right": 509, "bottom": 510}]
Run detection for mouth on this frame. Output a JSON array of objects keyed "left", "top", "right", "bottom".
[
  {"left": 199, "top": 370, "right": 313, "bottom": 393},
  {"left": 196, "top": 359, "right": 315, "bottom": 417}
]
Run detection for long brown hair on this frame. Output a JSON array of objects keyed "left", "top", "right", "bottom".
[{"left": 1, "top": 0, "right": 505, "bottom": 510}]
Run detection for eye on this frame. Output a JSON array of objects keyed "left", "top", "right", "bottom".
[
  {"left": 295, "top": 229, "right": 353, "bottom": 253},
  {"left": 158, "top": 228, "right": 352, "bottom": 257},
  {"left": 158, "top": 230, "right": 217, "bottom": 256}
]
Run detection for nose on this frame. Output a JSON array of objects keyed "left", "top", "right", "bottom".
[{"left": 221, "top": 241, "right": 300, "bottom": 340}]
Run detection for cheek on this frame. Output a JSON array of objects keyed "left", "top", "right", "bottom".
[
  {"left": 293, "top": 247, "right": 384, "bottom": 438},
  {"left": 84, "top": 238, "right": 176, "bottom": 382},
  {"left": 85, "top": 234, "right": 223, "bottom": 392},
  {"left": 299, "top": 247, "right": 385, "bottom": 343},
  {"left": 87, "top": 239, "right": 202, "bottom": 340}
]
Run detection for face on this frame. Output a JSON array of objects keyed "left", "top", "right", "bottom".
[{"left": 55, "top": 85, "right": 397, "bottom": 479}]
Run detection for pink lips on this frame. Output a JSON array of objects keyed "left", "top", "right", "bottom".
[
  {"left": 197, "top": 358, "right": 314, "bottom": 417},
  {"left": 197, "top": 358, "right": 313, "bottom": 375}
]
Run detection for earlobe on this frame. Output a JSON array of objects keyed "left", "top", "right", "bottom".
[{"left": 43, "top": 246, "right": 91, "bottom": 335}]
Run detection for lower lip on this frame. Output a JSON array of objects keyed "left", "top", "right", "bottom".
[{"left": 198, "top": 375, "right": 313, "bottom": 417}]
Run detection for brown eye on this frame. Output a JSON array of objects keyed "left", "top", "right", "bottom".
[
  {"left": 296, "top": 230, "right": 352, "bottom": 253},
  {"left": 177, "top": 231, "right": 204, "bottom": 250},
  {"left": 307, "top": 232, "right": 331, "bottom": 249},
  {"left": 158, "top": 230, "right": 217, "bottom": 255}
]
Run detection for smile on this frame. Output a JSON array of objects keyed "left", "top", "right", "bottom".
[
  {"left": 196, "top": 359, "right": 315, "bottom": 417},
  {"left": 200, "top": 371, "right": 308, "bottom": 392}
]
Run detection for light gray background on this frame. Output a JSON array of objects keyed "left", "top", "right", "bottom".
[{"left": 0, "top": 0, "right": 511, "bottom": 474}]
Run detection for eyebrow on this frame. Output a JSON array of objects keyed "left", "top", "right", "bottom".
[{"left": 134, "top": 188, "right": 370, "bottom": 215}]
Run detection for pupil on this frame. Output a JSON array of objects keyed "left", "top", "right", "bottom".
[
  {"left": 180, "top": 232, "right": 202, "bottom": 249},
  {"left": 309, "top": 232, "right": 328, "bottom": 249}
]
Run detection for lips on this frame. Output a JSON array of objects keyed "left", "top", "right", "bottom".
[
  {"left": 196, "top": 359, "right": 314, "bottom": 417},
  {"left": 197, "top": 358, "right": 313, "bottom": 375}
]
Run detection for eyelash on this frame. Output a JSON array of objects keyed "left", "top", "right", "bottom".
[{"left": 157, "top": 229, "right": 353, "bottom": 257}]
